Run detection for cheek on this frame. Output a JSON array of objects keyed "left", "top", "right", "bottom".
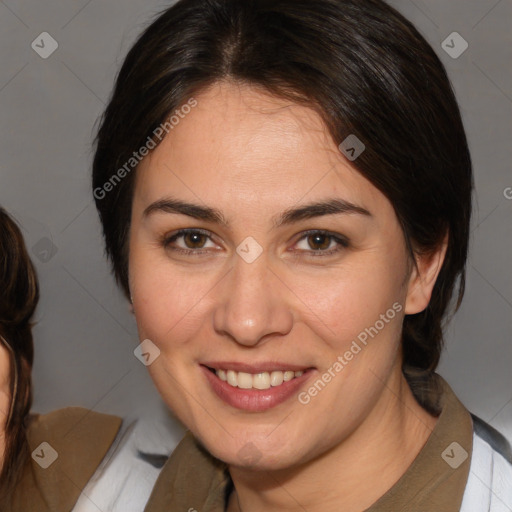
[
  {"left": 290, "top": 253, "right": 407, "bottom": 349},
  {"left": 129, "top": 246, "right": 217, "bottom": 349}
]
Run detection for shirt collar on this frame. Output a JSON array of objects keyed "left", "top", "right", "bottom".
[{"left": 132, "top": 401, "right": 186, "bottom": 456}]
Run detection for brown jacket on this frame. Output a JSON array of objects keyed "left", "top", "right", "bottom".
[{"left": 5, "top": 407, "right": 122, "bottom": 512}]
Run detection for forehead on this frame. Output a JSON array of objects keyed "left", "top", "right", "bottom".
[{"left": 134, "top": 81, "right": 384, "bottom": 216}]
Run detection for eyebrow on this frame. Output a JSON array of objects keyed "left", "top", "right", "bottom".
[{"left": 143, "top": 197, "right": 371, "bottom": 228}]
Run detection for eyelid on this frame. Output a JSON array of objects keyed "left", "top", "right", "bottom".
[
  {"left": 162, "top": 228, "right": 219, "bottom": 250},
  {"left": 291, "top": 229, "right": 349, "bottom": 257},
  {"left": 294, "top": 229, "right": 349, "bottom": 247}
]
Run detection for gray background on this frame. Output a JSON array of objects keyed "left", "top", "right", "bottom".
[{"left": 0, "top": 0, "right": 511, "bottom": 439}]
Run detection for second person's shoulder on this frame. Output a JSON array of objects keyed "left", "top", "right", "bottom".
[{"left": 8, "top": 407, "right": 122, "bottom": 512}]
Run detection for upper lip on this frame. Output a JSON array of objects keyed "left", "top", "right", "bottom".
[{"left": 201, "top": 361, "right": 313, "bottom": 373}]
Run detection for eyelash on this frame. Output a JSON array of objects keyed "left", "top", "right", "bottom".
[{"left": 161, "top": 228, "right": 349, "bottom": 258}]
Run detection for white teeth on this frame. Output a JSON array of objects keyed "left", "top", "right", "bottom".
[
  {"left": 227, "top": 370, "right": 237, "bottom": 387},
  {"left": 253, "top": 372, "right": 271, "bottom": 390},
  {"left": 215, "top": 368, "right": 305, "bottom": 389},
  {"left": 283, "top": 371, "right": 295, "bottom": 382},
  {"left": 270, "top": 371, "right": 284, "bottom": 387},
  {"left": 237, "top": 372, "right": 253, "bottom": 389}
]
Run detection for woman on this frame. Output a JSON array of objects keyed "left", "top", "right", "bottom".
[
  {"left": 89, "top": 0, "right": 512, "bottom": 510},
  {"left": 1, "top": 207, "right": 122, "bottom": 511},
  {"left": 0, "top": 206, "right": 37, "bottom": 501}
]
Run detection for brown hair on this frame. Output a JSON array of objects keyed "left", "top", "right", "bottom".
[
  {"left": 0, "top": 207, "right": 38, "bottom": 499},
  {"left": 92, "top": 0, "right": 472, "bottom": 372}
]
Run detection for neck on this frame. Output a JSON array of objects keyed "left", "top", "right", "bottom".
[{"left": 227, "top": 368, "right": 438, "bottom": 512}]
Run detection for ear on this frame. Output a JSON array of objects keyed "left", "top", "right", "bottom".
[{"left": 404, "top": 231, "right": 449, "bottom": 315}]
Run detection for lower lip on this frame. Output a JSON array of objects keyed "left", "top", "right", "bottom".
[{"left": 200, "top": 365, "right": 314, "bottom": 412}]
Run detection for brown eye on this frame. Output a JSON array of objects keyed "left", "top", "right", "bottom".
[
  {"left": 182, "top": 231, "right": 208, "bottom": 249},
  {"left": 162, "top": 229, "right": 217, "bottom": 254},
  {"left": 294, "top": 230, "right": 349, "bottom": 257},
  {"left": 307, "top": 233, "right": 332, "bottom": 251}
]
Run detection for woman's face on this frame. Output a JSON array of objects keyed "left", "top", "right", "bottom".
[
  {"left": 0, "top": 341, "right": 11, "bottom": 462},
  {"left": 129, "top": 81, "right": 425, "bottom": 470}
]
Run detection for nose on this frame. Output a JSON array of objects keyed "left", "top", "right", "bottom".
[{"left": 213, "top": 253, "right": 294, "bottom": 347}]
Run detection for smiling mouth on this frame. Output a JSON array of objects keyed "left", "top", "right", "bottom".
[
  {"left": 205, "top": 366, "right": 308, "bottom": 390},
  {"left": 201, "top": 364, "right": 315, "bottom": 412}
]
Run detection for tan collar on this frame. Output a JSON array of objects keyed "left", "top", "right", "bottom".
[
  {"left": 364, "top": 373, "right": 473, "bottom": 511},
  {"left": 144, "top": 373, "right": 473, "bottom": 512}
]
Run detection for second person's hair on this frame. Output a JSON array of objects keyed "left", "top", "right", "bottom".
[{"left": 0, "top": 207, "right": 39, "bottom": 499}]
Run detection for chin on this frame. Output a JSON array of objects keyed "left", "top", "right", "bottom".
[{"left": 195, "top": 427, "right": 310, "bottom": 471}]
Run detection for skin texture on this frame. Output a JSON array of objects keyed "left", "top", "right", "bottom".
[
  {"left": 0, "top": 341, "right": 10, "bottom": 470},
  {"left": 129, "top": 81, "right": 446, "bottom": 512}
]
